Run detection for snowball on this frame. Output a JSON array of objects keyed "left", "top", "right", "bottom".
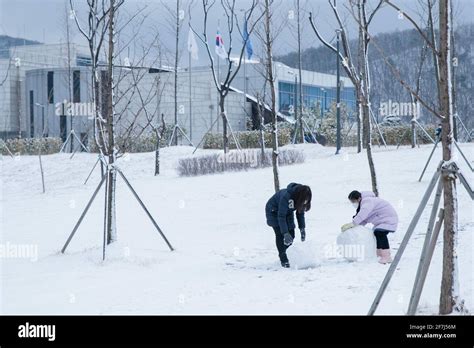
[
  {"left": 336, "top": 226, "right": 377, "bottom": 262},
  {"left": 287, "top": 241, "right": 319, "bottom": 269}
]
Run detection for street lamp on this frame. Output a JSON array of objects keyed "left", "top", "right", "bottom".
[{"left": 335, "top": 28, "right": 342, "bottom": 155}]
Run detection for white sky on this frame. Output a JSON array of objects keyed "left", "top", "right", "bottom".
[{"left": 0, "top": 0, "right": 472, "bottom": 66}]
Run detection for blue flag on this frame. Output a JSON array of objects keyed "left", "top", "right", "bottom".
[{"left": 243, "top": 18, "right": 253, "bottom": 60}]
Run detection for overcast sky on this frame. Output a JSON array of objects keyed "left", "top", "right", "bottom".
[{"left": 1, "top": 0, "right": 472, "bottom": 66}]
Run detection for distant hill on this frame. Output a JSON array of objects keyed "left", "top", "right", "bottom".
[
  {"left": 0, "top": 35, "right": 41, "bottom": 58},
  {"left": 277, "top": 24, "right": 474, "bottom": 131}
]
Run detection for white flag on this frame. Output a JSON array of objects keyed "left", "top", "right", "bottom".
[{"left": 187, "top": 28, "right": 199, "bottom": 61}]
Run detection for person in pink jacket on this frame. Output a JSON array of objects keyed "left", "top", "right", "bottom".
[{"left": 341, "top": 190, "right": 399, "bottom": 264}]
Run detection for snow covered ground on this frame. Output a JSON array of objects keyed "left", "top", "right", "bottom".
[{"left": 1, "top": 143, "right": 473, "bottom": 315}]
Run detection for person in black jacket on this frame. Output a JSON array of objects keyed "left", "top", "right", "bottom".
[{"left": 265, "top": 183, "right": 312, "bottom": 268}]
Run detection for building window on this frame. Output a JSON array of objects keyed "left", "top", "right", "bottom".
[
  {"left": 60, "top": 115, "right": 67, "bottom": 143},
  {"left": 29, "top": 90, "right": 34, "bottom": 137},
  {"left": 47, "top": 71, "right": 54, "bottom": 104},
  {"left": 76, "top": 55, "right": 92, "bottom": 66},
  {"left": 279, "top": 81, "right": 356, "bottom": 114},
  {"left": 73, "top": 70, "right": 81, "bottom": 102}
]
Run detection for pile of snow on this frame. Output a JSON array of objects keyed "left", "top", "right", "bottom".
[
  {"left": 336, "top": 226, "right": 377, "bottom": 262},
  {"left": 287, "top": 241, "right": 320, "bottom": 269}
]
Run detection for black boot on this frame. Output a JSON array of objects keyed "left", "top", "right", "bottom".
[{"left": 279, "top": 253, "right": 290, "bottom": 268}]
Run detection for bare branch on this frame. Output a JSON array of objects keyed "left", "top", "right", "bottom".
[{"left": 384, "top": 0, "right": 438, "bottom": 53}]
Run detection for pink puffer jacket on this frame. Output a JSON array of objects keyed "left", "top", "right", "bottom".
[{"left": 353, "top": 191, "right": 398, "bottom": 231}]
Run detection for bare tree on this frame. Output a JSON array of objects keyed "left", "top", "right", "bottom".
[
  {"left": 262, "top": 0, "right": 280, "bottom": 192},
  {"left": 288, "top": 0, "right": 308, "bottom": 143},
  {"left": 354, "top": 0, "right": 462, "bottom": 314},
  {"left": 125, "top": 48, "right": 168, "bottom": 176},
  {"left": 190, "top": 0, "right": 263, "bottom": 154},
  {"left": 309, "top": 0, "right": 383, "bottom": 195},
  {"left": 70, "top": 0, "right": 125, "bottom": 244},
  {"left": 437, "top": 0, "right": 459, "bottom": 315},
  {"left": 256, "top": 90, "right": 266, "bottom": 167},
  {"left": 161, "top": 0, "right": 185, "bottom": 146},
  {"left": 60, "top": 2, "right": 75, "bottom": 151}
]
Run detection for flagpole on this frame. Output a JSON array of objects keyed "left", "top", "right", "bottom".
[
  {"left": 217, "top": 50, "right": 220, "bottom": 133},
  {"left": 242, "top": 13, "right": 247, "bottom": 122},
  {"left": 217, "top": 21, "right": 221, "bottom": 133},
  {"left": 189, "top": 49, "right": 192, "bottom": 141}
]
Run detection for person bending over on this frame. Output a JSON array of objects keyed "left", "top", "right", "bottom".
[
  {"left": 265, "top": 183, "right": 312, "bottom": 268},
  {"left": 342, "top": 190, "right": 398, "bottom": 264}
]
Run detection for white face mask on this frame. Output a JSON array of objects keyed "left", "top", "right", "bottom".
[{"left": 352, "top": 202, "right": 359, "bottom": 209}]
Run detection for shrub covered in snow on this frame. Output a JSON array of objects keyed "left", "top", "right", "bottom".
[
  {"left": 335, "top": 226, "right": 377, "bottom": 262},
  {"left": 0, "top": 137, "right": 63, "bottom": 156},
  {"left": 320, "top": 124, "right": 436, "bottom": 147},
  {"left": 88, "top": 129, "right": 174, "bottom": 154},
  {"left": 177, "top": 148, "right": 305, "bottom": 177},
  {"left": 380, "top": 125, "right": 436, "bottom": 145},
  {"left": 203, "top": 128, "right": 292, "bottom": 150}
]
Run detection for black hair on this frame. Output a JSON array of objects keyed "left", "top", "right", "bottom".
[
  {"left": 293, "top": 185, "right": 312, "bottom": 213},
  {"left": 348, "top": 190, "right": 361, "bottom": 201},
  {"left": 348, "top": 190, "right": 361, "bottom": 217}
]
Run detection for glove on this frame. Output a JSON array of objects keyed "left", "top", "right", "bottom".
[
  {"left": 300, "top": 228, "right": 306, "bottom": 242},
  {"left": 283, "top": 233, "right": 293, "bottom": 246},
  {"left": 341, "top": 223, "right": 355, "bottom": 232}
]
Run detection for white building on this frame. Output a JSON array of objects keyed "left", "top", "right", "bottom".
[
  {"left": 4, "top": 42, "right": 356, "bottom": 150},
  {"left": 0, "top": 43, "right": 90, "bottom": 138}
]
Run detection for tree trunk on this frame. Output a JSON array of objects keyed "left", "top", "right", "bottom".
[
  {"left": 359, "top": 0, "right": 378, "bottom": 195},
  {"left": 264, "top": 0, "right": 279, "bottom": 193},
  {"left": 438, "top": 0, "right": 459, "bottom": 315},
  {"left": 173, "top": 0, "right": 180, "bottom": 146},
  {"left": 65, "top": 3, "right": 74, "bottom": 153},
  {"left": 270, "top": 113, "right": 279, "bottom": 192},
  {"left": 363, "top": 103, "right": 378, "bottom": 196},
  {"left": 105, "top": 0, "right": 117, "bottom": 244},
  {"left": 356, "top": 98, "right": 362, "bottom": 153},
  {"left": 105, "top": 170, "right": 117, "bottom": 244},
  {"left": 296, "top": 0, "right": 304, "bottom": 144},
  {"left": 220, "top": 96, "right": 228, "bottom": 154},
  {"left": 361, "top": 102, "right": 368, "bottom": 150},
  {"left": 256, "top": 93, "right": 266, "bottom": 167},
  {"left": 155, "top": 144, "right": 160, "bottom": 176}
]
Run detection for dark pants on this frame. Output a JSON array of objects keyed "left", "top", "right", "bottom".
[
  {"left": 374, "top": 229, "right": 392, "bottom": 249},
  {"left": 272, "top": 227, "right": 295, "bottom": 262}
]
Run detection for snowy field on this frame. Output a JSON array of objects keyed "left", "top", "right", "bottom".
[{"left": 1, "top": 143, "right": 473, "bottom": 315}]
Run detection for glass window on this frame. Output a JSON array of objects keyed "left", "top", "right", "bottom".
[
  {"left": 73, "top": 70, "right": 81, "bottom": 103},
  {"left": 47, "top": 71, "right": 54, "bottom": 104}
]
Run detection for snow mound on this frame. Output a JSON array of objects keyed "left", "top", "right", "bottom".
[
  {"left": 287, "top": 241, "right": 320, "bottom": 270},
  {"left": 336, "top": 226, "right": 377, "bottom": 262}
]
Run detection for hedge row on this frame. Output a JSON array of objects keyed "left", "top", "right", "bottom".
[
  {"left": 321, "top": 124, "right": 437, "bottom": 147},
  {"left": 1, "top": 137, "right": 63, "bottom": 156},
  {"left": 177, "top": 147, "right": 305, "bottom": 177},
  {"left": 87, "top": 127, "right": 179, "bottom": 153},
  {"left": 203, "top": 128, "right": 292, "bottom": 150}
]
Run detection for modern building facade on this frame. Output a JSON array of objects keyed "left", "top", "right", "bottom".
[
  {"left": 0, "top": 43, "right": 90, "bottom": 139},
  {"left": 2, "top": 42, "right": 356, "bottom": 150},
  {"left": 25, "top": 66, "right": 93, "bottom": 148}
]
